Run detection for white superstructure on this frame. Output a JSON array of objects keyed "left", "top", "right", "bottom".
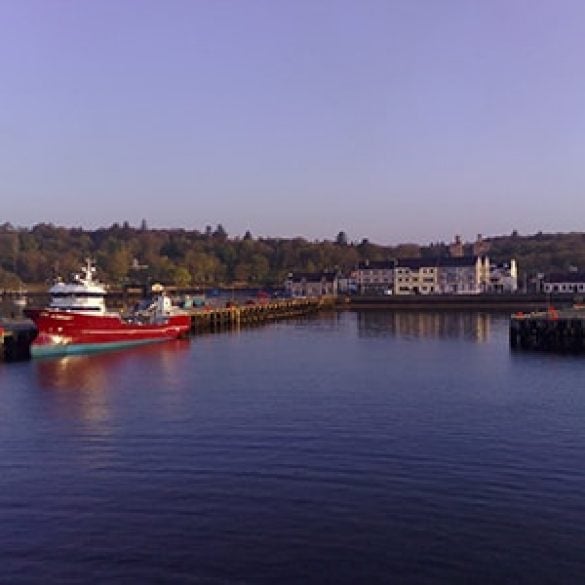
[{"left": 48, "top": 259, "right": 107, "bottom": 314}]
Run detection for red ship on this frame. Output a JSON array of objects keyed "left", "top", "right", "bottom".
[{"left": 25, "top": 260, "right": 191, "bottom": 357}]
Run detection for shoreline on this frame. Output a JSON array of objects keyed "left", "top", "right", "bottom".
[{"left": 339, "top": 293, "right": 574, "bottom": 312}]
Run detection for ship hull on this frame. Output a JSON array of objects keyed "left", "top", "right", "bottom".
[{"left": 25, "top": 309, "right": 191, "bottom": 358}]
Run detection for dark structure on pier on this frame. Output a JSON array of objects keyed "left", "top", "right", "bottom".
[
  {"left": 510, "top": 308, "right": 585, "bottom": 352},
  {"left": 0, "top": 320, "right": 37, "bottom": 361}
]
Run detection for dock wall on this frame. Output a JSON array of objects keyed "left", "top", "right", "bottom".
[
  {"left": 0, "top": 321, "right": 37, "bottom": 361},
  {"left": 510, "top": 310, "right": 585, "bottom": 352},
  {"left": 343, "top": 293, "right": 568, "bottom": 311}
]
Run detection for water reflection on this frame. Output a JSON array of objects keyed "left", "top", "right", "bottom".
[
  {"left": 35, "top": 339, "right": 191, "bottom": 391},
  {"left": 34, "top": 340, "right": 191, "bottom": 426},
  {"left": 357, "top": 310, "right": 491, "bottom": 342}
]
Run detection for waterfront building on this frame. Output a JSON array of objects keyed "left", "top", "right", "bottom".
[
  {"left": 336, "top": 276, "right": 357, "bottom": 295},
  {"left": 285, "top": 272, "right": 338, "bottom": 298},
  {"left": 435, "top": 256, "right": 489, "bottom": 295},
  {"left": 488, "top": 260, "right": 518, "bottom": 293},
  {"left": 393, "top": 256, "right": 489, "bottom": 295},
  {"left": 542, "top": 272, "right": 585, "bottom": 294},
  {"left": 338, "top": 251, "right": 517, "bottom": 297},
  {"left": 352, "top": 260, "right": 395, "bottom": 294},
  {"left": 394, "top": 258, "right": 438, "bottom": 295}
]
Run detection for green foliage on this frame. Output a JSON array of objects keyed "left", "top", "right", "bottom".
[
  {"left": 4, "top": 223, "right": 584, "bottom": 288},
  {"left": 487, "top": 232, "right": 585, "bottom": 274}
]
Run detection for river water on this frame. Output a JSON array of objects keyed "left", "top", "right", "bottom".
[{"left": 1, "top": 311, "right": 584, "bottom": 584}]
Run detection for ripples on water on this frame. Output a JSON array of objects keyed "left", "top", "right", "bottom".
[{"left": 1, "top": 311, "right": 585, "bottom": 584}]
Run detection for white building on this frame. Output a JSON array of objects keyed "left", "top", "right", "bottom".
[
  {"left": 394, "top": 258, "right": 438, "bottom": 295},
  {"left": 394, "top": 256, "right": 490, "bottom": 295},
  {"left": 488, "top": 260, "right": 518, "bottom": 293},
  {"left": 542, "top": 272, "right": 585, "bottom": 294}
]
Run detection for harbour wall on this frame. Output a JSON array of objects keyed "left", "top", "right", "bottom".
[
  {"left": 510, "top": 308, "right": 585, "bottom": 352},
  {"left": 342, "top": 293, "right": 573, "bottom": 312},
  {"left": 0, "top": 320, "right": 37, "bottom": 361}
]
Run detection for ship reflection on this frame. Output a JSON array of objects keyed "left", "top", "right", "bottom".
[
  {"left": 35, "top": 339, "right": 192, "bottom": 391},
  {"left": 33, "top": 339, "right": 190, "bottom": 428},
  {"left": 357, "top": 311, "right": 491, "bottom": 343}
]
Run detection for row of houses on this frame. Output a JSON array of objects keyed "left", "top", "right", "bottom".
[
  {"left": 284, "top": 256, "right": 518, "bottom": 298},
  {"left": 541, "top": 272, "right": 585, "bottom": 294}
]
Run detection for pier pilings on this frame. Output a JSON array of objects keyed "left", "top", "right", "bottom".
[
  {"left": 510, "top": 309, "right": 585, "bottom": 352},
  {"left": 187, "top": 298, "right": 326, "bottom": 333}
]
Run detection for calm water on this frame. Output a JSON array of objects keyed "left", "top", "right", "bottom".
[{"left": 1, "top": 311, "right": 584, "bottom": 584}]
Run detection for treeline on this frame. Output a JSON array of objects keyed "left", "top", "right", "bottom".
[
  {"left": 1, "top": 222, "right": 584, "bottom": 289},
  {"left": 486, "top": 231, "right": 585, "bottom": 275},
  {"left": 0, "top": 222, "right": 411, "bottom": 289}
]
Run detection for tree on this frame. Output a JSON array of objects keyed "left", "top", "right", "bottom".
[
  {"left": 171, "top": 266, "right": 192, "bottom": 287},
  {"left": 213, "top": 224, "right": 228, "bottom": 240}
]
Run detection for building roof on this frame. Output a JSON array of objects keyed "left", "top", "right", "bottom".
[
  {"left": 395, "top": 257, "right": 435, "bottom": 269},
  {"left": 287, "top": 271, "right": 337, "bottom": 283},
  {"left": 544, "top": 272, "right": 585, "bottom": 283},
  {"left": 356, "top": 260, "right": 396, "bottom": 270},
  {"left": 396, "top": 256, "right": 482, "bottom": 269},
  {"left": 439, "top": 256, "right": 483, "bottom": 268}
]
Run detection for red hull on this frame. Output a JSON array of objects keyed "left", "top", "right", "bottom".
[{"left": 25, "top": 308, "right": 191, "bottom": 355}]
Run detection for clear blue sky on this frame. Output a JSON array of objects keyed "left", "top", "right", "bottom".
[{"left": 1, "top": 0, "right": 584, "bottom": 244}]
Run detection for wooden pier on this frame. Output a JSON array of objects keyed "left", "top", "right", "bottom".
[
  {"left": 187, "top": 298, "right": 327, "bottom": 333},
  {"left": 510, "top": 307, "right": 585, "bottom": 352}
]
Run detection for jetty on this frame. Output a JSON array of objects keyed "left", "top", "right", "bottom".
[
  {"left": 510, "top": 307, "right": 585, "bottom": 352},
  {"left": 187, "top": 297, "right": 329, "bottom": 333}
]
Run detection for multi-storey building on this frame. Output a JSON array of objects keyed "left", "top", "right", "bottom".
[
  {"left": 488, "top": 260, "right": 518, "bottom": 293},
  {"left": 352, "top": 260, "right": 396, "bottom": 294},
  {"left": 394, "top": 258, "right": 438, "bottom": 295},
  {"left": 303, "top": 253, "right": 518, "bottom": 297},
  {"left": 436, "top": 256, "right": 490, "bottom": 294},
  {"left": 284, "top": 272, "right": 338, "bottom": 298},
  {"left": 394, "top": 256, "right": 490, "bottom": 295}
]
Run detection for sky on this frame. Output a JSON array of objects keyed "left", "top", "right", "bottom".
[{"left": 1, "top": 0, "right": 584, "bottom": 245}]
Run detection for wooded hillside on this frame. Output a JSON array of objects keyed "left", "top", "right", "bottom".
[{"left": 0, "top": 223, "right": 583, "bottom": 288}]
